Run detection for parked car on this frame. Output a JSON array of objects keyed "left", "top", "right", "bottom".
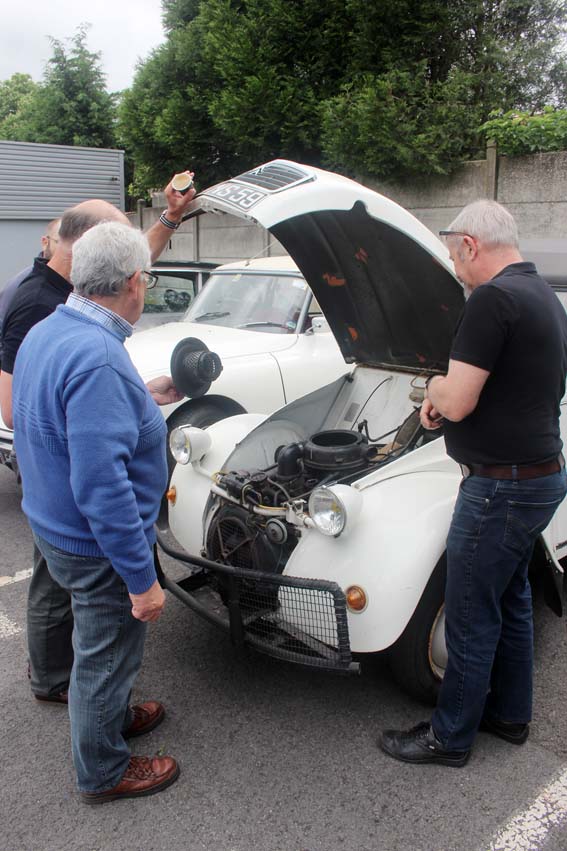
[
  {"left": 136, "top": 261, "right": 217, "bottom": 331},
  {"left": 158, "top": 159, "right": 567, "bottom": 703},
  {"left": 125, "top": 255, "right": 349, "bottom": 470}
]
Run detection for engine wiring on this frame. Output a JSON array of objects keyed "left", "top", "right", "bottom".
[{"left": 352, "top": 376, "right": 393, "bottom": 428}]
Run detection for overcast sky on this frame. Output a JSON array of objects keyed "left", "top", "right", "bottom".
[{"left": 0, "top": 0, "right": 166, "bottom": 92}]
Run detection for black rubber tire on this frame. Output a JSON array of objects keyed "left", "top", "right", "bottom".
[
  {"left": 386, "top": 556, "right": 447, "bottom": 705},
  {"left": 166, "top": 401, "right": 226, "bottom": 479}
]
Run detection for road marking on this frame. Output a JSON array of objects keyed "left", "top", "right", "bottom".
[
  {"left": 0, "top": 611, "right": 22, "bottom": 637},
  {"left": 0, "top": 568, "right": 32, "bottom": 587},
  {"left": 487, "top": 767, "right": 567, "bottom": 851}
]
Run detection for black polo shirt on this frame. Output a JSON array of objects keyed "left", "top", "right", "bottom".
[
  {"left": 1, "top": 257, "right": 72, "bottom": 374},
  {"left": 443, "top": 262, "right": 567, "bottom": 465}
]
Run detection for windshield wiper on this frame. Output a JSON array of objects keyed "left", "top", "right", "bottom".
[
  {"left": 238, "top": 321, "right": 287, "bottom": 329},
  {"left": 193, "top": 311, "right": 231, "bottom": 322}
]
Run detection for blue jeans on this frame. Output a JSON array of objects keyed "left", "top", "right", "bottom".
[
  {"left": 33, "top": 535, "right": 147, "bottom": 793},
  {"left": 432, "top": 469, "right": 567, "bottom": 752},
  {"left": 27, "top": 541, "right": 74, "bottom": 697}
]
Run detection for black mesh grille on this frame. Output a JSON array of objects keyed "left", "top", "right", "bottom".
[
  {"left": 234, "top": 574, "right": 346, "bottom": 665},
  {"left": 235, "top": 162, "right": 312, "bottom": 192},
  {"left": 157, "top": 531, "right": 355, "bottom": 673}
]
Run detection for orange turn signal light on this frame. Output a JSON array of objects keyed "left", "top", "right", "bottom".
[
  {"left": 345, "top": 585, "right": 367, "bottom": 613},
  {"left": 166, "top": 486, "right": 177, "bottom": 505}
]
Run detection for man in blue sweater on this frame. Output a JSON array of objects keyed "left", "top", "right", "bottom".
[
  {"left": 1, "top": 173, "right": 195, "bottom": 708},
  {"left": 12, "top": 221, "right": 182, "bottom": 803}
]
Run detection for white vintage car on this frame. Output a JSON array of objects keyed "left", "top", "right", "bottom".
[
  {"left": 157, "top": 159, "right": 567, "bottom": 703},
  {"left": 126, "top": 255, "right": 347, "bottom": 469}
]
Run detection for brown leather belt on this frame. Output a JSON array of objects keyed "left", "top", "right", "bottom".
[{"left": 463, "top": 455, "right": 564, "bottom": 480}]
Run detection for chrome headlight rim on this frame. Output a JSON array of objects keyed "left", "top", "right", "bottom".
[
  {"left": 169, "top": 426, "right": 191, "bottom": 465},
  {"left": 308, "top": 486, "right": 347, "bottom": 537},
  {"left": 169, "top": 424, "right": 212, "bottom": 465}
]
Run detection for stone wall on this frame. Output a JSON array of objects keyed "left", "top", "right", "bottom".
[{"left": 137, "top": 149, "right": 567, "bottom": 265}]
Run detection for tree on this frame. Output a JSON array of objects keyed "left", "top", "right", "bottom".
[
  {"left": 162, "top": 0, "right": 203, "bottom": 32},
  {"left": 0, "top": 26, "right": 116, "bottom": 148},
  {"left": 322, "top": 0, "right": 567, "bottom": 178},
  {"left": 118, "top": 28, "right": 243, "bottom": 197},
  {"left": 119, "top": 0, "right": 567, "bottom": 192},
  {"left": 0, "top": 74, "right": 38, "bottom": 132}
]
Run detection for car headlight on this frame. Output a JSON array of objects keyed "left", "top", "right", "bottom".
[
  {"left": 308, "top": 484, "right": 362, "bottom": 537},
  {"left": 169, "top": 426, "right": 212, "bottom": 465}
]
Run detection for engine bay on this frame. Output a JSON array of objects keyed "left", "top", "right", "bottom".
[{"left": 204, "top": 379, "right": 440, "bottom": 574}]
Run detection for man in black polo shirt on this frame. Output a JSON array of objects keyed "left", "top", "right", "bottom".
[
  {"left": 0, "top": 175, "right": 196, "bottom": 703},
  {"left": 0, "top": 218, "right": 60, "bottom": 369},
  {"left": 380, "top": 199, "right": 567, "bottom": 766}
]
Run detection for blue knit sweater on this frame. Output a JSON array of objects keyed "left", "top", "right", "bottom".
[{"left": 13, "top": 304, "right": 168, "bottom": 594}]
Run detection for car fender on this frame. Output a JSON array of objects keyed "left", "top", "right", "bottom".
[
  {"left": 282, "top": 469, "right": 461, "bottom": 653},
  {"left": 169, "top": 413, "right": 268, "bottom": 553}
]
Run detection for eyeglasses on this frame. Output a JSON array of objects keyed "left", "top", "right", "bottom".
[
  {"left": 140, "top": 270, "right": 158, "bottom": 289},
  {"left": 438, "top": 230, "right": 476, "bottom": 240}
]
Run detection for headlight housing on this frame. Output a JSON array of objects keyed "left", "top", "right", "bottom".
[
  {"left": 308, "top": 484, "right": 362, "bottom": 537},
  {"left": 169, "top": 426, "right": 211, "bottom": 465}
]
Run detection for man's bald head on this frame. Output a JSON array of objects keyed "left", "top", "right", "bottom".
[{"left": 59, "top": 200, "right": 129, "bottom": 245}]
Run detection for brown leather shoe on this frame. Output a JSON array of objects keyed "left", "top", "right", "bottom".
[
  {"left": 34, "top": 691, "right": 68, "bottom": 705},
  {"left": 124, "top": 701, "right": 165, "bottom": 739},
  {"left": 81, "top": 756, "right": 179, "bottom": 804}
]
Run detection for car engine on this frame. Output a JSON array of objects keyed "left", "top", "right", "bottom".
[{"left": 205, "top": 408, "right": 438, "bottom": 575}]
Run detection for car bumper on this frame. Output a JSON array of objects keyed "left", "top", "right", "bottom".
[{"left": 156, "top": 530, "right": 359, "bottom": 674}]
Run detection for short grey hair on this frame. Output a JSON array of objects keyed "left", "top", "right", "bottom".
[
  {"left": 447, "top": 199, "right": 519, "bottom": 249},
  {"left": 71, "top": 221, "right": 151, "bottom": 297}
]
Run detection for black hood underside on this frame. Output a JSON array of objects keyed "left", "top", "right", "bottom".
[{"left": 271, "top": 202, "right": 464, "bottom": 372}]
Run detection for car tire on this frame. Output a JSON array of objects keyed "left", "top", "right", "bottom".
[
  {"left": 386, "top": 556, "right": 447, "bottom": 705},
  {"left": 166, "top": 401, "right": 227, "bottom": 478}
]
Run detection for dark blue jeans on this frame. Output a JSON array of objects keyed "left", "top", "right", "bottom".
[
  {"left": 33, "top": 534, "right": 147, "bottom": 793},
  {"left": 27, "top": 542, "right": 74, "bottom": 697},
  {"left": 432, "top": 469, "right": 567, "bottom": 751}
]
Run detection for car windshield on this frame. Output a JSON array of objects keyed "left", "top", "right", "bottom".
[{"left": 184, "top": 271, "right": 309, "bottom": 333}]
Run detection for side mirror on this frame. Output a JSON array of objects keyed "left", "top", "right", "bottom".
[{"left": 311, "top": 315, "right": 330, "bottom": 334}]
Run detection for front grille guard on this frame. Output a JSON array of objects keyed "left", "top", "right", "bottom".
[{"left": 156, "top": 531, "right": 359, "bottom": 675}]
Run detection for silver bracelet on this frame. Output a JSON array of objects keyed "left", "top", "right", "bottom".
[{"left": 159, "top": 212, "right": 181, "bottom": 230}]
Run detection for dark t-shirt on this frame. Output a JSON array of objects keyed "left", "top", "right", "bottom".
[
  {"left": 443, "top": 262, "right": 567, "bottom": 465},
  {"left": 1, "top": 257, "right": 72, "bottom": 374}
]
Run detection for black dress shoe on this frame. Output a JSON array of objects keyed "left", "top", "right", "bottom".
[
  {"left": 34, "top": 690, "right": 68, "bottom": 705},
  {"left": 379, "top": 721, "right": 470, "bottom": 767},
  {"left": 479, "top": 716, "right": 529, "bottom": 745}
]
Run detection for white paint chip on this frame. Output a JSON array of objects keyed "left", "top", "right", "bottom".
[
  {"left": 487, "top": 767, "right": 567, "bottom": 851},
  {"left": 0, "top": 611, "right": 22, "bottom": 637},
  {"left": 0, "top": 568, "right": 33, "bottom": 587}
]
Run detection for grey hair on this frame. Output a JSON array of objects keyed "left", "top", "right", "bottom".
[
  {"left": 447, "top": 199, "right": 519, "bottom": 249},
  {"left": 71, "top": 221, "right": 151, "bottom": 297}
]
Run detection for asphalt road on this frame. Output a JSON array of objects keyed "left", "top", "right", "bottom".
[{"left": 1, "top": 462, "right": 567, "bottom": 851}]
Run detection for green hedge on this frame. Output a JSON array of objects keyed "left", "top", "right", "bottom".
[{"left": 480, "top": 108, "right": 567, "bottom": 156}]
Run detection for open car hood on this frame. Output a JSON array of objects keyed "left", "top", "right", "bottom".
[{"left": 187, "top": 160, "right": 464, "bottom": 371}]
